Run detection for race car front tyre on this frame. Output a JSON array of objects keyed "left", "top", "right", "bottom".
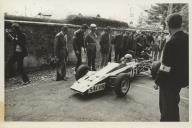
[
  {"left": 151, "top": 61, "right": 161, "bottom": 79},
  {"left": 114, "top": 73, "right": 130, "bottom": 97},
  {"left": 75, "top": 65, "right": 90, "bottom": 80}
]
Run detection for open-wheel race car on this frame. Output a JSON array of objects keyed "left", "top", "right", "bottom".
[{"left": 70, "top": 54, "right": 160, "bottom": 97}]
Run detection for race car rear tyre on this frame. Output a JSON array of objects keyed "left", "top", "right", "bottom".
[
  {"left": 151, "top": 61, "right": 161, "bottom": 79},
  {"left": 75, "top": 65, "right": 90, "bottom": 80},
  {"left": 114, "top": 73, "right": 130, "bottom": 97}
]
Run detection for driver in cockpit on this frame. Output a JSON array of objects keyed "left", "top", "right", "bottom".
[{"left": 120, "top": 54, "right": 133, "bottom": 64}]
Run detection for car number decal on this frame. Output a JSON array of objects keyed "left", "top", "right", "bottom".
[
  {"left": 88, "top": 83, "right": 105, "bottom": 93},
  {"left": 128, "top": 67, "right": 136, "bottom": 78}
]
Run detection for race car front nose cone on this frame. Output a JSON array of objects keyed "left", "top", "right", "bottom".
[{"left": 70, "top": 82, "right": 90, "bottom": 93}]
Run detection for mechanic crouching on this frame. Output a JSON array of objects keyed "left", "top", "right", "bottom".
[{"left": 85, "top": 24, "right": 98, "bottom": 71}]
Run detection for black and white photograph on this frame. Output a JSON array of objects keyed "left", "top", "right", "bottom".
[{"left": 0, "top": 0, "right": 190, "bottom": 126}]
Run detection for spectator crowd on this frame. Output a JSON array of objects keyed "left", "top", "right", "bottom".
[{"left": 71, "top": 24, "right": 169, "bottom": 73}]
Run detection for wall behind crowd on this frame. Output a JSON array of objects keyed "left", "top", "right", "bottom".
[{"left": 5, "top": 20, "right": 124, "bottom": 70}]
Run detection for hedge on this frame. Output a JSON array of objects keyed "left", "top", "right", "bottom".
[
  {"left": 5, "top": 14, "right": 128, "bottom": 28},
  {"left": 65, "top": 15, "right": 128, "bottom": 28}
]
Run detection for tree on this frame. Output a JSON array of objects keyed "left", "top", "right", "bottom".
[
  {"left": 78, "top": 13, "right": 83, "bottom": 16},
  {"left": 96, "top": 14, "right": 101, "bottom": 18},
  {"left": 180, "top": 4, "right": 188, "bottom": 32},
  {"left": 65, "top": 14, "right": 128, "bottom": 28},
  {"left": 145, "top": 3, "right": 187, "bottom": 29}
]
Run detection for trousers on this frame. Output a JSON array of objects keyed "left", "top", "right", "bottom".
[
  {"left": 87, "top": 44, "right": 96, "bottom": 70},
  {"left": 100, "top": 52, "right": 109, "bottom": 68},
  {"left": 56, "top": 50, "right": 67, "bottom": 81},
  {"left": 74, "top": 49, "right": 82, "bottom": 71},
  {"left": 159, "top": 86, "right": 181, "bottom": 121},
  {"left": 6, "top": 52, "right": 29, "bottom": 82}
]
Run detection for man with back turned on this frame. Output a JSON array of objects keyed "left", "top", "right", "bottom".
[{"left": 155, "top": 13, "right": 188, "bottom": 121}]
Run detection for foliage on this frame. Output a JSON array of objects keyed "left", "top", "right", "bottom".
[
  {"left": 5, "top": 14, "right": 129, "bottom": 28},
  {"left": 65, "top": 15, "right": 128, "bottom": 28},
  {"left": 146, "top": 3, "right": 187, "bottom": 29},
  {"left": 147, "top": 3, "right": 186, "bottom": 21},
  {"left": 180, "top": 4, "right": 188, "bottom": 32}
]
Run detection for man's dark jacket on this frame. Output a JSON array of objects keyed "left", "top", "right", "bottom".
[
  {"left": 99, "top": 32, "right": 111, "bottom": 54},
  {"left": 113, "top": 34, "right": 124, "bottom": 50},
  {"left": 155, "top": 31, "right": 188, "bottom": 88},
  {"left": 73, "top": 29, "right": 85, "bottom": 51},
  {"left": 13, "top": 32, "right": 28, "bottom": 57},
  {"left": 54, "top": 32, "right": 68, "bottom": 59}
]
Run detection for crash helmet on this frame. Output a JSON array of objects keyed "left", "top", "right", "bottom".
[{"left": 124, "top": 54, "right": 133, "bottom": 62}]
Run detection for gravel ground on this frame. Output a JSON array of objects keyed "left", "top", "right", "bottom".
[{"left": 5, "top": 66, "right": 75, "bottom": 89}]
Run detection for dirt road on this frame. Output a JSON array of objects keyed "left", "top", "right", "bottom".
[{"left": 5, "top": 69, "right": 189, "bottom": 121}]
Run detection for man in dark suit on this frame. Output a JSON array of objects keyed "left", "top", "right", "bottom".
[
  {"left": 113, "top": 32, "right": 124, "bottom": 62},
  {"left": 99, "top": 26, "right": 111, "bottom": 68},
  {"left": 122, "top": 31, "right": 129, "bottom": 57},
  {"left": 6, "top": 23, "right": 30, "bottom": 84},
  {"left": 54, "top": 26, "right": 68, "bottom": 81},
  {"left": 155, "top": 13, "right": 188, "bottom": 121},
  {"left": 73, "top": 24, "right": 88, "bottom": 71}
]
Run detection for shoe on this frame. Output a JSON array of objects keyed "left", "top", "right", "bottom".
[
  {"left": 63, "top": 78, "right": 67, "bottom": 81},
  {"left": 56, "top": 77, "right": 62, "bottom": 81},
  {"left": 23, "top": 80, "right": 31, "bottom": 85},
  {"left": 56, "top": 74, "right": 62, "bottom": 81},
  {"left": 63, "top": 77, "right": 68, "bottom": 81},
  {"left": 65, "top": 76, "right": 69, "bottom": 79}
]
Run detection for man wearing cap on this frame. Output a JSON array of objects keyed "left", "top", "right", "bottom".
[
  {"left": 99, "top": 26, "right": 111, "bottom": 68},
  {"left": 6, "top": 23, "right": 30, "bottom": 85},
  {"left": 155, "top": 13, "right": 188, "bottom": 121},
  {"left": 85, "top": 24, "right": 97, "bottom": 71},
  {"left": 73, "top": 24, "right": 88, "bottom": 71},
  {"left": 54, "top": 26, "right": 68, "bottom": 81}
]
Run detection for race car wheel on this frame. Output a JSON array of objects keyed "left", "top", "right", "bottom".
[
  {"left": 151, "top": 61, "right": 161, "bottom": 79},
  {"left": 75, "top": 65, "right": 90, "bottom": 80},
  {"left": 114, "top": 73, "right": 130, "bottom": 97}
]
